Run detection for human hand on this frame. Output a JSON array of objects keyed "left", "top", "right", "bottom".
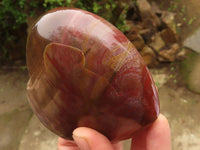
[{"left": 57, "top": 114, "right": 171, "bottom": 150}]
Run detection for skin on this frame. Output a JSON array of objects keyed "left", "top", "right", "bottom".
[{"left": 58, "top": 114, "right": 171, "bottom": 150}]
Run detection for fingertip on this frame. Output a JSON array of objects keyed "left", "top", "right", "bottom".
[
  {"left": 148, "top": 114, "right": 171, "bottom": 150},
  {"left": 158, "top": 114, "right": 170, "bottom": 125},
  {"left": 113, "top": 142, "right": 124, "bottom": 150},
  {"left": 72, "top": 127, "right": 114, "bottom": 150},
  {"left": 153, "top": 114, "right": 170, "bottom": 134},
  {"left": 72, "top": 127, "right": 99, "bottom": 139},
  {"left": 131, "top": 114, "right": 171, "bottom": 150},
  {"left": 57, "top": 137, "right": 79, "bottom": 150},
  {"left": 58, "top": 137, "right": 77, "bottom": 146}
]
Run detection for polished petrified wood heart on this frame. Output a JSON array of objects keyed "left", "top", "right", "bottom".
[{"left": 26, "top": 8, "right": 160, "bottom": 142}]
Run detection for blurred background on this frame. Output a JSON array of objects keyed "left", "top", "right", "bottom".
[{"left": 0, "top": 0, "right": 200, "bottom": 149}]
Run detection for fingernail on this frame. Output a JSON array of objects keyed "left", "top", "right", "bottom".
[{"left": 73, "top": 134, "right": 90, "bottom": 150}]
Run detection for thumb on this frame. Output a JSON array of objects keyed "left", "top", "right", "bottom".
[{"left": 72, "top": 127, "right": 121, "bottom": 150}]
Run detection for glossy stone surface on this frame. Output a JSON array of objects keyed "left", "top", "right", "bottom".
[{"left": 26, "top": 8, "right": 159, "bottom": 142}]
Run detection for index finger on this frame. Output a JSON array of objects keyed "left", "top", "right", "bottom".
[{"left": 131, "top": 114, "right": 171, "bottom": 150}]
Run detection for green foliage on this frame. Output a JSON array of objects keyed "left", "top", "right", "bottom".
[
  {"left": 0, "top": 0, "right": 130, "bottom": 61},
  {"left": 0, "top": 0, "right": 27, "bottom": 26},
  {"left": 0, "top": 0, "right": 42, "bottom": 60},
  {"left": 0, "top": 0, "right": 25, "bottom": 59},
  {"left": 188, "top": 17, "right": 196, "bottom": 25}
]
